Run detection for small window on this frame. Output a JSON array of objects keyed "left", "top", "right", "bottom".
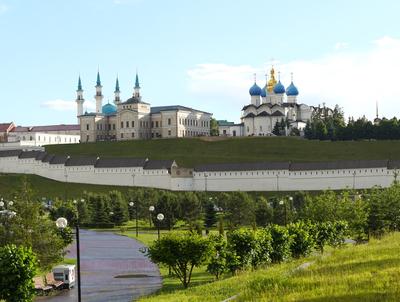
[
  {"left": 121, "top": 122, "right": 124, "bottom": 128},
  {"left": 168, "top": 118, "right": 171, "bottom": 125},
  {"left": 168, "top": 130, "right": 171, "bottom": 136},
  {"left": 132, "top": 121, "right": 134, "bottom": 127},
  {"left": 86, "top": 124, "right": 89, "bottom": 130},
  {"left": 126, "top": 121, "right": 129, "bottom": 128},
  {"left": 121, "top": 133, "right": 124, "bottom": 138}
]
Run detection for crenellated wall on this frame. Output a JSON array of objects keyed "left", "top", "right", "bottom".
[{"left": 0, "top": 153, "right": 398, "bottom": 192}]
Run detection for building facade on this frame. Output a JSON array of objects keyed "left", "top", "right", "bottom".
[
  {"left": 77, "top": 72, "right": 212, "bottom": 142},
  {"left": 241, "top": 68, "right": 313, "bottom": 136}
]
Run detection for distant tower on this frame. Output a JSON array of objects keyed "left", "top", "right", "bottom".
[
  {"left": 76, "top": 76, "right": 84, "bottom": 120},
  {"left": 249, "top": 73, "right": 261, "bottom": 106},
  {"left": 114, "top": 76, "right": 121, "bottom": 105},
  {"left": 286, "top": 73, "right": 299, "bottom": 104},
  {"left": 374, "top": 101, "right": 381, "bottom": 125},
  {"left": 134, "top": 72, "right": 141, "bottom": 98},
  {"left": 95, "top": 71, "right": 104, "bottom": 114},
  {"left": 272, "top": 71, "right": 286, "bottom": 105}
]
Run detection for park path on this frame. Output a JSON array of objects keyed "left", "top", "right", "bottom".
[{"left": 35, "top": 230, "right": 162, "bottom": 302}]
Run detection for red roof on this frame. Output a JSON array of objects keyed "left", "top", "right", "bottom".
[
  {"left": 11, "top": 124, "right": 80, "bottom": 132},
  {"left": 0, "top": 122, "right": 15, "bottom": 133}
]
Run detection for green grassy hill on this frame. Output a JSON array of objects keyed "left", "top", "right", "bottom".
[
  {"left": 0, "top": 173, "right": 132, "bottom": 199},
  {"left": 46, "top": 137, "right": 400, "bottom": 168},
  {"left": 139, "top": 233, "right": 400, "bottom": 302}
]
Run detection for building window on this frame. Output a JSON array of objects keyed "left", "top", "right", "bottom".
[
  {"left": 86, "top": 124, "right": 89, "bottom": 130},
  {"left": 168, "top": 130, "right": 171, "bottom": 136},
  {"left": 132, "top": 121, "right": 134, "bottom": 127},
  {"left": 108, "top": 124, "right": 111, "bottom": 130},
  {"left": 126, "top": 121, "right": 129, "bottom": 128},
  {"left": 132, "top": 132, "right": 134, "bottom": 138},
  {"left": 121, "top": 133, "right": 124, "bottom": 138},
  {"left": 121, "top": 122, "right": 124, "bottom": 128},
  {"left": 156, "top": 121, "right": 159, "bottom": 127},
  {"left": 151, "top": 121, "right": 154, "bottom": 128},
  {"left": 168, "top": 118, "right": 171, "bottom": 125}
]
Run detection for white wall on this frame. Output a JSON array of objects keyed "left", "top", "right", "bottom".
[{"left": 0, "top": 155, "right": 397, "bottom": 192}]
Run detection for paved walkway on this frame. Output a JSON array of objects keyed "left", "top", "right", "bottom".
[{"left": 36, "top": 230, "right": 162, "bottom": 302}]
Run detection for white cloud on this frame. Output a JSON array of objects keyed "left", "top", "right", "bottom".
[
  {"left": 335, "top": 42, "right": 349, "bottom": 50},
  {"left": 187, "top": 36, "right": 400, "bottom": 121},
  {"left": 41, "top": 99, "right": 95, "bottom": 112},
  {"left": 0, "top": 4, "right": 9, "bottom": 14}
]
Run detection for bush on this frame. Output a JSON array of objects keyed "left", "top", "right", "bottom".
[
  {"left": 226, "top": 229, "right": 258, "bottom": 272},
  {"left": 268, "top": 225, "right": 292, "bottom": 263},
  {"left": 206, "top": 234, "right": 228, "bottom": 280},
  {"left": 287, "top": 221, "right": 315, "bottom": 258},
  {"left": 329, "top": 220, "right": 348, "bottom": 248},
  {"left": 0, "top": 245, "right": 38, "bottom": 302},
  {"left": 148, "top": 232, "right": 210, "bottom": 288}
]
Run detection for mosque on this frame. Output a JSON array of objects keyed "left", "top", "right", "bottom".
[
  {"left": 241, "top": 67, "right": 314, "bottom": 136},
  {"left": 76, "top": 72, "right": 212, "bottom": 142}
]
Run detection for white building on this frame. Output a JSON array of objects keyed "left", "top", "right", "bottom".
[
  {"left": 241, "top": 68, "right": 314, "bottom": 136},
  {"left": 77, "top": 72, "right": 212, "bottom": 142},
  {"left": 7, "top": 124, "right": 80, "bottom": 146}
]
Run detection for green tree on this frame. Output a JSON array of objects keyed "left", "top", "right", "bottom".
[
  {"left": 204, "top": 200, "right": 217, "bottom": 230},
  {"left": 179, "top": 192, "right": 202, "bottom": 228},
  {"left": 224, "top": 192, "right": 255, "bottom": 227},
  {"left": 268, "top": 224, "right": 292, "bottom": 263},
  {"left": 0, "top": 244, "right": 37, "bottom": 302},
  {"left": 206, "top": 234, "right": 227, "bottom": 280},
  {"left": 109, "top": 190, "right": 128, "bottom": 226},
  {"left": 154, "top": 191, "right": 180, "bottom": 230},
  {"left": 210, "top": 118, "right": 219, "bottom": 136},
  {"left": 287, "top": 221, "right": 315, "bottom": 258},
  {"left": 148, "top": 232, "right": 210, "bottom": 288},
  {"left": 255, "top": 197, "right": 273, "bottom": 227}
]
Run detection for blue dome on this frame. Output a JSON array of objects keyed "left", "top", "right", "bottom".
[
  {"left": 102, "top": 103, "right": 117, "bottom": 116},
  {"left": 260, "top": 87, "right": 267, "bottom": 97},
  {"left": 249, "top": 83, "right": 262, "bottom": 96},
  {"left": 273, "top": 81, "right": 285, "bottom": 94},
  {"left": 286, "top": 82, "right": 299, "bottom": 96}
]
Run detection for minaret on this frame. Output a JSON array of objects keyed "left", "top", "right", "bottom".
[
  {"left": 95, "top": 71, "right": 104, "bottom": 114},
  {"left": 114, "top": 76, "right": 121, "bottom": 105},
  {"left": 134, "top": 71, "right": 141, "bottom": 99},
  {"left": 76, "top": 76, "right": 84, "bottom": 120}
]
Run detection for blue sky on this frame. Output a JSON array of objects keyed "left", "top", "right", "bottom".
[{"left": 1, "top": 0, "right": 400, "bottom": 125}]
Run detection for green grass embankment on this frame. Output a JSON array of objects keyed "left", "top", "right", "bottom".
[
  {"left": 45, "top": 137, "right": 400, "bottom": 168},
  {"left": 138, "top": 232, "right": 400, "bottom": 302}
]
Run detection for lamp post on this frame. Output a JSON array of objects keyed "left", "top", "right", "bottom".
[
  {"left": 279, "top": 199, "right": 287, "bottom": 225},
  {"left": 72, "top": 199, "right": 83, "bottom": 302},
  {"left": 129, "top": 201, "right": 139, "bottom": 237},
  {"left": 149, "top": 206, "right": 155, "bottom": 228},
  {"left": 156, "top": 213, "right": 164, "bottom": 240}
]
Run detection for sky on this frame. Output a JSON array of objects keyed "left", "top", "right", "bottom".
[{"left": 1, "top": 0, "right": 400, "bottom": 125}]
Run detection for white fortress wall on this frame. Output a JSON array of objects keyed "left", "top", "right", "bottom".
[{"left": 0, "top": 150, "right": 399, "bottom": 192}]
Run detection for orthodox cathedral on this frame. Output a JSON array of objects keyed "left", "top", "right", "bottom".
[
  {"left": 76, "top": 72, "right": 212, "bottom": 142},
  {"left": 240, "top": 67, "right": 313, "bottom": 136}
]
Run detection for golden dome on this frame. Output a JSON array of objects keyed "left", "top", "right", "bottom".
[{"left": 267, "top": 67, "right": 277, "bottom": 93}]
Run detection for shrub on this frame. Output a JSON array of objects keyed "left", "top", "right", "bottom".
[
  {"left": 268, "top": 225, "right": 292, "bottom": 263},
  {"left": 147, "top": 232, "right": 210, "bottom": 288},
  {"left": 287, "top": 221, "right": 315, "bottom": 258},
  {"left": 206, "top": 234, "right": 228, "bottom": 280},
  {"left": 0, "top": 245, "right": 38, "bottom": 302},
  {"left": 226, "top": 229, "right": 258, "bottom": 272}
]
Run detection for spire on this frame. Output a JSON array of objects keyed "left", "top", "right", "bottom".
[
  {"left": 253, "top": 73, "right": 257, "bottom": 83},
  {"left": 96, "top": 71, "right": 101, "bottom": 86},
  {"left": 77, "top": 76, "right": 83, "bottom": 91},
  {"left": 135, "top": 71, "right": 140, "bottom": 89},
  {"left": 376, "top": 101, "right": 379, "bottom": 119},
  {"left": 291, "top": 72, "right": 294, "bottom": 83},
  {"left": 115, "top": 76, "right": 120, "bottom": 93}
]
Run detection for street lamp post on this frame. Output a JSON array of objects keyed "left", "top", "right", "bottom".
[
  {"left": 56, "top": 214, "right": 81, "bottom": 302},
  {"left": 129, "top": 201, "right": 139, "bottom": 237},
  {"left": 279, "top": 199, "right": 287, "bottom": 225},
  {"left": 156, "top": 213, "right": 164, "bottom": 240},
  {"left": 149, "top": 206, "right": 155, "bottom": 228},
  {"left": 73, "top": 199, "right": 84, "bottom": 302}
]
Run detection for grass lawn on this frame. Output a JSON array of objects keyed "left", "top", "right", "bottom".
[
  {"left": 138, "top": 232, "right": 400, "bottom": 302},
  {"left": 0, "top": 173, "right": 133, "bottom": 199},
  {"left": 45, "top": 137, "right": 400, "bottom": 168}
]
